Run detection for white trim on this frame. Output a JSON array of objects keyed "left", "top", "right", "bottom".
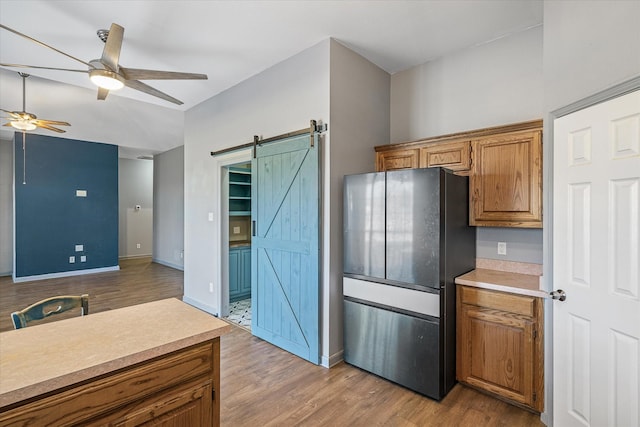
[
  {"left": 12, "top": 265, "right": 120, "bottom": 283},
  {"left": 182, "top": 295, "right": 218, "bottom": 316},
  {"left": 212, "top": 148, "right": 252, "bottom": 319},
  {"left": 118, "top": 254, "right": 152, "bottom": 260},
  {"left": 325, "top": 349, "right": 343, "bottom": 368},
  {"left": 152, "top": 258, "right": 184, "bottom": 271}
]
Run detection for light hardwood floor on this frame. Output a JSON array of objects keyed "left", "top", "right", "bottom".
[{"left": 0, "top": 258, "right": 544, "bottom": 426}]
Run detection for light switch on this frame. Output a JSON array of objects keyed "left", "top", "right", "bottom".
[
  {"left": 208, "top": 212, "right": 214, "bottom": 222},
  {"left": 80, "top": 255, "right": 87, "bottom": 262},
  {"left": 75, "top": 244, "right": 83, "bottom": 252},
  {"left": 233, "top": 226, "right": 241, "bottom": 234},
  {"left": 69, "top": 256, "right": 75, "bottom": 263},
  {"left": 76, "top": 190, "right": 87, "bottom": 197}
]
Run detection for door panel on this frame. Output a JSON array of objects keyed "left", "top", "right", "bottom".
[
  {"left": 343, "top": 172, "right": 386, "bottom": 279},
  {"left": 252, "top": 133, "right": 320, "bottom": 364},
  {"left": 553, "top": 90, "right": 640, "bottom": 427}
]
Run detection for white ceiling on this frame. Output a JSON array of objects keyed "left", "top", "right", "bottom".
[{"left": 0, "top": 0, "right": 542, "bottom": 155}]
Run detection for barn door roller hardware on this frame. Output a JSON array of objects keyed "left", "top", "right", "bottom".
[{"left": 211, "top": 120, "right": 327, "bottom": 157}]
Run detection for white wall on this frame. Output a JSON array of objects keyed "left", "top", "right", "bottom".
[
  {"left": 183, "top": 38, "right": 390, "bottom": 366},
  {"left": 390, "top": 26, "right": 545, "bottom": 264},
  {"left": 0, "top": 138, "right": 13, "bottom": 275},
  {"left": 543, "top": 1, "right": 640, "bottom": 113},
  {"left": 183, "top": 39, "right": 330, "bottom": 331},
  {"left": 118, "top": 158, "right": 153, "bottom": 258},
  {"left": 327, "top": 40, "right": 390, "bottom": 364},
  {"left": 153, "top": 145, "right": 184, "bottom": 270}
]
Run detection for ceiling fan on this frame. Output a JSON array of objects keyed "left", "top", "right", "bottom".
[
  {"left": 0, "top": 23, "right": 207, "bottom": 105},
  {"left": 1, "top": 72, "right": 71, "bottom": 133}
]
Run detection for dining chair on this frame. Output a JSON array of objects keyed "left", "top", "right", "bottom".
[{"left": 11, "top": 294, "right": 89, "bottom": 329}]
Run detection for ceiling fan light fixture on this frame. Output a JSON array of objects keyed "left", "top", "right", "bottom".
[
  {"left": 10, "top": 120, "right": 37, "bottom": 131},
  {"left": 89, "top": 69, "right": 124, "bottom": 90}
]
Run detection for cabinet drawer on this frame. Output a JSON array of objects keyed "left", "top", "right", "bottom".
[
  {"left": 420, "top": 140, "right": 470, "bottom": 172},
  {"left": 0, "top": 342, "right": 214, "bottom": 426},
  {"left": 459, "top": 286, "right": 535, "bottom": 317}
]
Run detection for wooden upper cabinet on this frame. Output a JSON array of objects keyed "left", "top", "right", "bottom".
[
  {"left": 470, "top": 128, "right": 542, "bottom": 228},
  {"left": 375, "top": 119, "right": 542, "bottom": 228},
  {"left": 376, "top": 148, "right": 419, "bottom": 171},
  {"left": 420, "top": 140, "right": 471, "bottom": 174}
]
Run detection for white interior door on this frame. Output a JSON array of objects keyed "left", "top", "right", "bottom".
[{"left": 553, "top": 90, "right": 640, "bottom": 427}]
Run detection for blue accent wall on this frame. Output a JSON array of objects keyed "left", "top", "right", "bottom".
[{"left": 14, "top": 133, "right": 118, "bottom": 278}]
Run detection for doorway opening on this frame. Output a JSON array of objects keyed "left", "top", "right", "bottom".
[{"left": 223, "top": 161, "right": 252, "bottom": 331}]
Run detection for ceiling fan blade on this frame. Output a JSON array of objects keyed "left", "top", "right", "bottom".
[
  {"left": 119, "top": 67, "right": 208, "bottom": 81},
  {"left": 1, "top": 109, "right": 22, "bottom": 119},
  {"left": 124, "top": 79, "right": 183, "bottom": 105},
  {"left": 1, "top": 63, "right": 88, "bottom": 73},
  {"left": 33, "top": 119, "right": 71, "bottom": 127},
  {"left": 34, "top": 122, "right": 66, "bottom": 133},
  {"left": 101, "top": 23, "right": 124, "bottom": 72},
  {"left": 97, "top": 87, "right": 110, "bottom": 100},
  {"left": 0, "top": 24, "right": 92, "bottom": 68}
]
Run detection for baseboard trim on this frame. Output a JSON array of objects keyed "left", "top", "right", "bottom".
[
  {"left": 152, "top": 258, "right": 184, "bottom": 271},
  {"left": 322, "top": 349, "right": 344, "bottom": 368},
  {"left": 182, "top": 296, "right": 218, "bottom": 317},
  {"left": 118, "top": 254, "right": 152, "bottom": 260},
  {"left": 13, "top": 265, "right": 120, "bottom": 283}
]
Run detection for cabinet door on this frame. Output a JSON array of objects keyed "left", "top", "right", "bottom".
[
  {"left": 376, "top": 148, "right": 419, "bottom": 171},
  {"left": 420, "top": 140, "right": 471, "bottom": 174},
  {"left": 458, "top": 304, "right": 536, "bottom": 408},
  {"left": 470, "top": 130, "right": 542, "bottom": 227},
  {"left": 240, "top": 248, "right": 252, "bottom": 295},
  {"left": 229, "top": 249, "right": 240, "bottom": 300}
]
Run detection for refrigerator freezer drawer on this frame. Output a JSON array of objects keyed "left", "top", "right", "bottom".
[
  {"left": 343, "top": 299, "right": 443, "bottom": 400},
  {"left": 343, "top": 277, "right": 440, "bottom": 318}
]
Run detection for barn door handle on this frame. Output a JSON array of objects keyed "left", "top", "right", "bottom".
[
  {"left": 550, "top": 289, "right": 566, "bottom": 301},
  {"left": 252, "top": 221, "right": 256, "bottom": 237}
]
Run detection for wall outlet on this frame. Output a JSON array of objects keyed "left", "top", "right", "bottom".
[
  {"left": 80, "top": 255, "right": 87, "bottom": 262},
  {"left": 75, "top": 189, "right": 87, "bottom": 197},
  {"left": 69, "top": 256, "right": 75, "bottom": 263},
  {"left": 209, "top": 282, "right": 214, "bottom": 293},
  {"left": 497, "top": 242, "right": 507, "bottom": 255},
  {"left": 208, "top": 212, "right": 214, "bottom": 222},
  {"left": 136, "top": 243, "right": 141, "bottom": 249}
]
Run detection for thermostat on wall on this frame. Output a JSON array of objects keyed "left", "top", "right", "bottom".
[{"left": 76, "top": 190, "right": 87, "bottom": 197}]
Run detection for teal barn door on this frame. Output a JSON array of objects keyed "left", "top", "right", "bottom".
[{"left": 251, "top": 132, "right": 320, "bottom": 364}]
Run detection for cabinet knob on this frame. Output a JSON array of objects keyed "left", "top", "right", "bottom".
[{"left": 550, "top": 289, "right": 566, "bottom": 301}]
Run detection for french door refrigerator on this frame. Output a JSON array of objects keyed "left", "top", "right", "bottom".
[{"left": 343, "top": 167, "right": 475, "bottom": 400}]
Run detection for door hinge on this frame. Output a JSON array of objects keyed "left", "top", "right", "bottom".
[
  {"left": 533, "top": 329, "right": 537, "bottom": 339},
  {"left": 212, "top": 388, "right": 215, "bottom": 401}
]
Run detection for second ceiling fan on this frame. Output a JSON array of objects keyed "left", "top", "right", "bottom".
[{"left": 0, "top": 23, "right": 207, "bottom": 105}]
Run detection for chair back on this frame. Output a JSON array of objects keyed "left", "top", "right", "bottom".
[{"left": 11, "top": 294, "right": 89, "bottom": 329}]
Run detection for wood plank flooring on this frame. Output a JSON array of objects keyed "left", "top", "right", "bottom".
[{"left": 0, "top": 259, "right": 544, "bottom": 426}]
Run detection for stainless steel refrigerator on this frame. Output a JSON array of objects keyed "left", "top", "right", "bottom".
[{"left": 343, "top": 167, "right": 475, "bottom": 400}]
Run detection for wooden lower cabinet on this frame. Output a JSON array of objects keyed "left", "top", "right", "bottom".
[
  {"left": 0, "top": 340, "right": 221, "bottom": 426},
  {"left": 456, "top": 286, "right": 544, "bottom": 412}
]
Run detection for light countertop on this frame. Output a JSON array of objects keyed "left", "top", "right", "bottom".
[
  {"left": 455, "top": 269, "right": 548, "bottom": 299},
  {"left": 0, "top": 298, "right": 231, "bottom": 408}
]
